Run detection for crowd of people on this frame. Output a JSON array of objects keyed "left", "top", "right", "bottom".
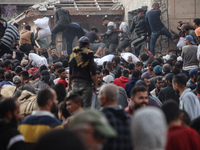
[{"left": 1, "top": 2, "right": 200, "bottom": 150}]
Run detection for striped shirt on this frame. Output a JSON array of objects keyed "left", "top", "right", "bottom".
[{"left": 1, "top": 22, "right": 19, "bottom": 48}]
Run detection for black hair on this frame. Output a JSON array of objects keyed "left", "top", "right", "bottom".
[
  {"left": 21, "top": 71, "right": 29, "bottom": 80},
  {"left": 197, "top": 82, "right": 200, "bottom": 94},
  {"left": 128, "top": 63, "right": 135, "bottom": 70},
  {"left": 174, "top": 61, "right": 182, "bottom": 69},
  {"left": 146, "top": 57, "right": 154, "bottom": 65},
  {"left": 114, "top": 16, "right": 121, "bottom": 22},
  {"left": 193, "top": 18, "right": 200, "bottom": 26},
  {"left": 103, "top": 61, "right": 107, "bottom": 69},
  {"left": 62, "top": 59, "right": 68, "bottom": 68},
  {"left": 162, "top": 100, "right": 180, "bottom": 125},
  {"left": 58, "top": 101, "right": 70, "bottom": 119},
  {"left": 13, "top": 23, "right": 19, "bottom": 28},
  {"left": 39, "top": 65, "right": 48, "bottom": 73},
  {"left": 155, "top": 76, "right": 163, "bottom": 84},
  {"left": 151, "top": 60, "right": 160, "bottom": 68},
  {"left": 5, "top": 71, "right": 12, "bottom": 80},
  {"left": 25, "top": 25, "right": 31, "bottom": 31},
  {"left": 180, "top": 110, "right": 191, "bottom": 126},
  {"left": 172, "top": 74, "right": 187, "bottom": 87},
  {"left": 102, "top": 17, "right": 109, "bottom": 21},
  {"left": 37, "top": 88, "right": 54, "bottom": 107},
  {"left": 57, "top": 67, "right": 66, "bottom": 74},
  {"left": 33, "top": 129, "right": 85, "bottom": 150},
  {"left": 91, "top": 27, "right": 98, "bottom": 33},
  {"left": 0, "top": 98, "right": 16, "bottom": 118},
  {"left": 132, "top": 69, "right": 142, "bottom": 78},
  {"left": 131, "top": 85, "right": 147, "bottom": 98},
  {"left": 122, "top": 69, "right": 129, "bottom": 78},
  {"left": 4, "top": 60, "right": 12, "bottom": 67},
  {"left": 112, "top": 56, "right": 120, "bottom": 65},
  {"left": 155, "top": 58, "right": 163, "bottom": 65},
  {"left": 172, "top": 34, "right": 180, "bottom": 40},
  {"left": 66, "top": 93, "right": 83, "bottom": 107},
  {"left": 106, "top": 61, "right": 113, "bottom": 69},
  {"left": 140, "top": 53, "right": 149, "bottom": 62},
  {"left": 190, "top": 116, "right": 200, "bottom": 134},
  {"left": 96, "top": 70, "right": 101, "bottom": 75},
  {"left": 137, "top": 8, "right": 145, "bottom": 14},
  {"left": 136, "top": 61, "right": 143, "bottom": 67},
  {"left": 102, "top": 68, "right": 109, "bottom": 75}
]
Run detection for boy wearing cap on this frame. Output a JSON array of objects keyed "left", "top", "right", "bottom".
[{"left": 68, "top": 36, "right": 97, "bottom": 108}]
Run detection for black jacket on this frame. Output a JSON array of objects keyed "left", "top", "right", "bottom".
[
  {"left": 158, "top": 84, "right": 180, "bottom": 104},
  {"left": 0, "top": 119, "right": 25, "bottom": 150},
  {"left": 129, "top": 15, "right": 150, "bottom": 36},
  {"left": 54, "top": 8, "right": 71, "bottom": 25}
]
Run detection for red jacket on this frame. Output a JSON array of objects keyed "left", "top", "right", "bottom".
[
  {"left": 166, "top": 125, "right": 200, "bottom": 150},
  {"left": 114, "top": 76, "right": 130, "bottom": 89}
]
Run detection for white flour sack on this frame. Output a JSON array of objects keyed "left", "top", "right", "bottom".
[
  {"left": 121, "top": 52, "right": 140, "bottom": 64},
  {"left": 34, "top": 17, "right": 51, "bottom": 40}
]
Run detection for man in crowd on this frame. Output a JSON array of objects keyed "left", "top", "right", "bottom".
[
  {"left": 114, "top": 17, "right": 129, "bottom": 53},
  {"left": 114, "top": 69, "right": 130, "bottom": 89},
  {"left": 57, "top": 68, "right": 68, "bottom": 88},
  {"left": 0, "top": 71, "right": 14, "bottom": 88},
  {"left": 50, "top": 7, "right": 71, "bottom": 48},
  {"left": 125, "top": 69, "right": 141, "bottom": 98},
  {"left": 85, "top": 27, "right": 106, "bottom": 56},
  {"left": 182, "top": 35, "right": 199, "bottom": 76},
  {"left": 69, "top": 109, "right": 117, "bottom": 150},
  {"left": 98, "top": 84, "right": 132, "bottom": 150},
  {"left": 101, "top": 17, "right": 118, "bottom": 54},
  {"left": 145, "top": 2, "right": 173, "bottom": 54},
  {"left": 0, "top": 98, "right": 25, "bottom": 150},
  {"left": 68, "top": 36, "right": 97, "bottom": 108},
  {"left": 150, "top": 76, "right": 164, "bottom": 97},
  {"left": 162, "top": 101, "right": 200, "bottom": 150},
  {"left": 172, "top": 74, "right": 200, "bottom": 120},
  {"left": 125, "top": 85, "right": 148, "bottom": 115},
  {"left": 129, "top": 8, "right": 150, "bottom": 56},
  {"left": 158, "top": 73, "right": 179, "bottom": 104},
  {"left": 18, "top": 88, "right": 60, "bottom": 148},
  {"left": 62, "top": 22, "right": 85, "bottom": 56},
  {"left": 186, "top": 69, "right": 198, "bottom": 90},
  {"left": 0, "top": 20, "right": 20, "bottom": 56}
]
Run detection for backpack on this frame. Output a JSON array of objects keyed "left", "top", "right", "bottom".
[{"left": 17, "top": 90, "right": 38, "bottom": 119}]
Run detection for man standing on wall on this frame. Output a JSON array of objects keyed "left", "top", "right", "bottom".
[
  {"left": 145, "top": 2, "right": 173, "bottom": 55},
  {"left": 129, "top": 9, "right": 150, "bottom": 56},
  {"left": 50, "top": 7, "right": 71, "bottom": 48}
]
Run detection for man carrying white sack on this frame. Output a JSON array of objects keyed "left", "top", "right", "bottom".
[
  {"left": 28, "top": 51, "right": 48, "bottom": 68},
  {"left": 50, "top": 6, "right": 71, "bottom": 48}
]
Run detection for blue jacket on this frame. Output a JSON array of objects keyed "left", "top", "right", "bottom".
[
  {"left": 145, "top": 9, "right": 164, "bottom": 32},
  {"left": 0, "top": 79, "right": 14, "bottom": 88},
  {"left": 125, "top": 77, "right": 139, "bottom": 98}
]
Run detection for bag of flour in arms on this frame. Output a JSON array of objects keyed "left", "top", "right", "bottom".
[{"left": 34, "top": 17, "right": 51, "bottom": 40}]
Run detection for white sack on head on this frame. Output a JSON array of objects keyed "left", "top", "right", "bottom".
[{"left": 121, "top": 52, "right": 139, "bottom": 64}]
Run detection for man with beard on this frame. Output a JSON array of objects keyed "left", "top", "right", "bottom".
[
  {"left": 172, "top": 74, "right": 200, "bottom": 120},
  {"left": 18, "top": 88, "right": 61, "bottom": 149},
  {"left": 98, "top": 84, "right": 132, "bottom": 150},
  {"left": 125, "top": 85, "right": 148, "bottom": 116},
  {"left": 186, "top": 69, "right": 198, "bottom": 90},
  {"left": 0, "top": 98, "right": 25, "bottom": 150}
]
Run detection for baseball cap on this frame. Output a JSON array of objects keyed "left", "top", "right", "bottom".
[
  {"left": 13, "top": 75, "right": 21, "bottom": 84},
  {"left": 103, "top": 75, "right": 114, "bottom": 83},
  {"left": 79, "top": 36, "right": 90, "bottom": 44},
  {"left": 70, "top": 109, "right": 117, "bottom": 138},
  {"left": 185, "top": 35, "right": 195, "bottom": 44},
  {"left": 189, "top": 69, "right": 198, "bottom": 77},
  {"left": 195, "top": 27, "right": 200, "bottom": 37}
]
